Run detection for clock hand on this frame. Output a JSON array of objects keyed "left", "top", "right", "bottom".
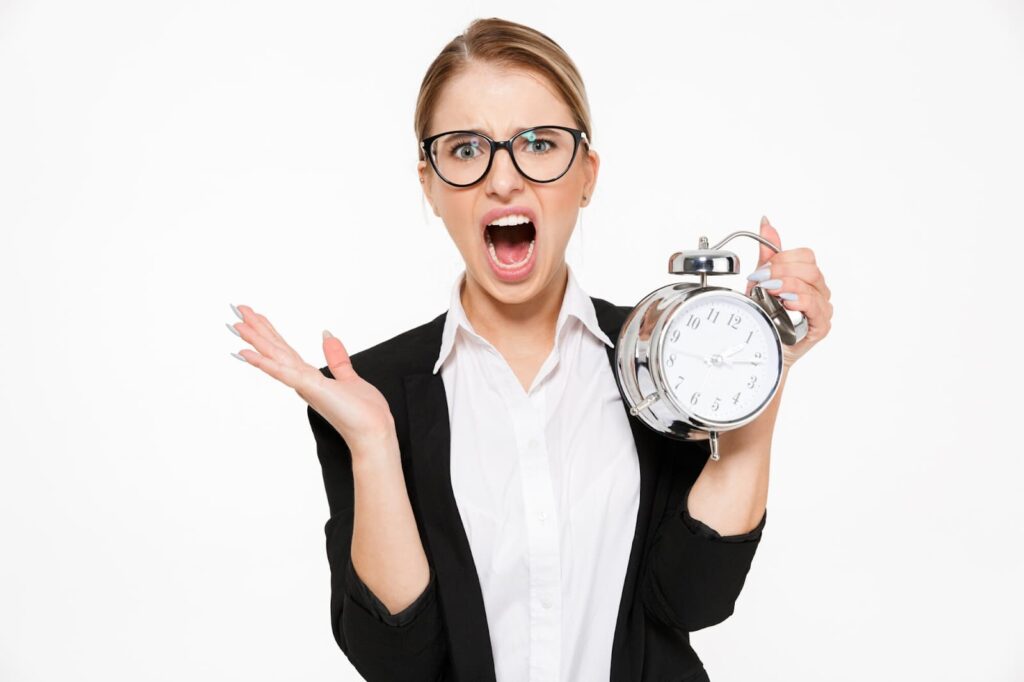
[
  {"left": 722, "top": 356, "right": 764, "bottom": 367},
  {"left": 721, "top": 343, "right": 747, "bottom": 358},
  {"left": 675, "top": 350, "right": 712, "bottom": 365}
]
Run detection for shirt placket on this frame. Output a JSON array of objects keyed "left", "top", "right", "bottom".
[{"left": 508, "top": 379, "right": 561, "bottom": 682}]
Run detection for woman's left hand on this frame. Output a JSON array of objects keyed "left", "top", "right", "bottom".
[{"left": 743, "top": 216, "right": 833, "bottom": 369}]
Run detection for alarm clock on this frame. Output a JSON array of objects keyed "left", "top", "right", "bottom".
[{"left": 613, "top": 230, "right": 808, "bottom": 461}]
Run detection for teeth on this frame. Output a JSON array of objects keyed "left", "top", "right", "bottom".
[
  {"left": 485, "top": 229, "right": 535, "bottom": 269},
  {"left": 487, "top": 213, "right": 533, "bottom": 227}
]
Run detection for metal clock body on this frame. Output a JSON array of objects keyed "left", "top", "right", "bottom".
[{"left": 613, "top": 231, "right": 808, "bottom": 460}]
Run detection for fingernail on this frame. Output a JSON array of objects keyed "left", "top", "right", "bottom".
[
  {"left": 755, "top": 278, "right": 783, "bottom": 290},
  {"left": 779, "top": 292, "right": 798, "bottom": 301},
  {"left": 761, "top": 215, "right": 769, "bottom": 227},
  {"left": 226, "top": 322, "right": 241, "bottom": 337},
  {"left": 230, "top": 303, "right": 244, "bottom": 321},
  {"left": 231, "top": 352, "right": 246, "bottom": 362},
  {"left": 747, "top": 265, "right": 771, "bottom": 282},
  {"left": 323, "top": 329, "right": 334, "bottom": 340}
]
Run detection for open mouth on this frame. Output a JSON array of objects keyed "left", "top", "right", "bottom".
[{"left": 484, "top": 220, "right": 537, "bottom": 269}]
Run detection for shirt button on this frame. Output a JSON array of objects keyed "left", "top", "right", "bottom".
[
  {"left": 538, "top": 511, "right": 547, "bottom": 522},
  {"left": 527, "top": 438, "right": 539, "bottom": 449},
  {"left": 541, "top": 596, "right": 552, "bottom": 609}
]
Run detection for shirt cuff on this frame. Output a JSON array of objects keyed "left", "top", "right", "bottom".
[
  {"left": 346, "top": 558, "right": 437, "bottom": 627},
  {"left": 681, "top": 484, "right": 767, "bottom": 542}
]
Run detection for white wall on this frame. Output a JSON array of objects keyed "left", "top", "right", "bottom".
[{"left": 1, "top": 1, "right": 1021, "bottom": 680}]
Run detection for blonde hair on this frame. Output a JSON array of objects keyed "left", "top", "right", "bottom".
[{"left": 413, "top": 17, "right": 592, "bottom": 161}]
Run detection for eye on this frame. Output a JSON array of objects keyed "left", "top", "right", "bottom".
[
  {"left": 518, "top": 130, "right": 558, "bottom": 154},
  {"left": 445, "top": 136, "right": 484, "bottom": 161}
]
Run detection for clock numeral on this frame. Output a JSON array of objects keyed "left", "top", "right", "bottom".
[
  {"left": 727, "top": 313, "right": 742, "bottom": 330},
  {"left": 690, "top": 391, "right": 701, "bottom": 406},
  {"left": 685, "top": 314, "right": 700, "bottom": 330},
  {"left": 747, "top": 375, "right": 758, "bottom": 389},
  {"left": 666, "top": 353, "right": 676, "bottom": 368},
  {"left": 669, "top": 328, "right": 680, "bottom": 343},
  {"left": 745, "top": 330, "right": 754, "bottom": 344},
  {"left": 673, "top": 375, "right": 685, "bottom": 391},
  {"left": 732, "top": 391, "right": 741, "bottom": 405},
  {"left": 706, "top": 308, "right": 720, "bottom": 324},
  {"left": 711, "top": 397, "right": 720, "bottom": 412}
]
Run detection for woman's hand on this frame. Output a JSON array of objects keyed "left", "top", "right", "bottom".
[
  {"left": 227, "top": 304, "right": 397, "bottom": 455},
  {"left": 744, "top": 216, "right": 833, "bottom": 369}
]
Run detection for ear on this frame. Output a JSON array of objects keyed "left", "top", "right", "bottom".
[
  {"left": 417, "top": 159, "right": 441, "bottom": 217},
  {"left": 580, "top": 148, "right": 600, "bottom": 207}
]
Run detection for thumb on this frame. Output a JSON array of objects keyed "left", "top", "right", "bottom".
[
  {"left": 757, "top": 215, "right": 781, "bottom": 266},
  {"left": 746, "top": 215, "right": 782, "bottom": 296},
  {"left": 322, "top": 329, "right": 356, "bottom": 381}
]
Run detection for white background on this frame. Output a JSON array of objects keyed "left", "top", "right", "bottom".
[{"left": 2, "top": 1, "right": 1022, "bottom": 680}]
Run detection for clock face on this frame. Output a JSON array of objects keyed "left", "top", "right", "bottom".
[{"left": 658, "top": 291, "right": 781, "bottom": 424}]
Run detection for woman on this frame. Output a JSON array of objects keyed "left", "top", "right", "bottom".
[{"left": 227, "top": 17, "right": 832, "bottom": 682}]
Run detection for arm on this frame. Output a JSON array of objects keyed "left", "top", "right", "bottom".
[
  {"left": 642, "top": 366, "right": 786, "bottom": 632},
  {"left": 308, "top": 400, "right": 447, "bottom": 681}
]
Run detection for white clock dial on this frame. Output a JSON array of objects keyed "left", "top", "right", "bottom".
[{"left": 659, "top": 292, "right": 781, "bottom": 423}]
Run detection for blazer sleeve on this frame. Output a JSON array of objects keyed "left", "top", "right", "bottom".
[
  {"left": 641, "top": 448, "right": 767, "bottom": 632},
  {"left": 308, "top": 400, "right": 447, "bottom": 681}
]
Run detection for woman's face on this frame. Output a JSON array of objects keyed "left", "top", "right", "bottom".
[{"left": 418, "top": 61, "right": 599, "bottom": 305}]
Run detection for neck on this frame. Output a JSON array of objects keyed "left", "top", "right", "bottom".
[{"left": 460, "top": 262, "right": 569, "bottom": 357}]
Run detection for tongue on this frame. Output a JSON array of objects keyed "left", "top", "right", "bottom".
[{"left": 490, "top": 224, "right": 533, "bottom": 264}]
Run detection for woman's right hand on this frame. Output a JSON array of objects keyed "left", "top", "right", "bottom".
[{"left": 228, "top": 303, "right": 398, "bottom": 456}]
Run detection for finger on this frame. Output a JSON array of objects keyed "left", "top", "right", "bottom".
[
  {"left": 752, "top": 277, "right": 831, "bottom": 337},
  {"left": 756, "top": 216, "right": 782, "bottom": 267},
  {"left": 235, "top": 304, "right": 290, "bottom": 355},
  {"left": 235, "top": 348, "right": 309, "bottom": 388},
  {"left": 322, "top": 330, "right": 358, "bottom": 382},
  {"left": 750, "top": 261, "right": 830, "bottom": 301},
  {"left": 762, "top": 246, "right": 817, "bottom": 266},
  {"left": 231, "top": 319, "right": 287, "bottom": 361},
  {"left": 252, "top": 309, "right": 289, "bottom": 347}
]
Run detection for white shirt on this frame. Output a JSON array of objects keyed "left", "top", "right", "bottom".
[{"left": 432, "top": 265, "right": 642, "bottom": 682}]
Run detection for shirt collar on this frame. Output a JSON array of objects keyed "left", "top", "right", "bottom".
[{"left": 432, "top": 264, "right": 614, "bottom": 375}]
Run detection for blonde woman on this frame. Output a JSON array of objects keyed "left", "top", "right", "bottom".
[{"left": 228, "top": 17, "right": 832, "bottom": 682}]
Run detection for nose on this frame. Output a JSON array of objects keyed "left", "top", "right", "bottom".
[{"left": 483, "top": 144, "right": 524, "bottom": 197}]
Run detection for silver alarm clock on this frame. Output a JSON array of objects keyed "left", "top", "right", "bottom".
[{"left": 613, "top": 231, "right": 808, "bottom": 461}]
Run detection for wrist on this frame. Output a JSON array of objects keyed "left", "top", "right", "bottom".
[{"left": 350, "top": 429, "right": 401, "bottom": 470}]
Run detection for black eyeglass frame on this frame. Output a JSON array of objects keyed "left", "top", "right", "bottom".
[{"left": 420, "top": 124, "right": 590, "bottom": 188}]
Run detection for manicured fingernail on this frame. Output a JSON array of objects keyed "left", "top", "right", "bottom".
[
  {"left": 755, "top": 278, "right": 783, "bottom": 290},
  {"left": 230, "top": 303, "right": 243, "bottom": 320},
  {"left": 747, "top": 265, "right": 771, "bottom": 282},
  {"left": 226, "top": 322, "right": 241, "bottom": 337},
  {"left": 323, "top": 329, "right": 334, "bottom": 340},
  {"left": 779, "top": 292, "right": 798, "bottom": 301},
  {"left": 231, "top": 352, "right": 246, "bottom": 362}
]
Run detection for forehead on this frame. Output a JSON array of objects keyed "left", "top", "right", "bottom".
[{"left": 429, "top": 62, "right": 576, "bottom": 137}]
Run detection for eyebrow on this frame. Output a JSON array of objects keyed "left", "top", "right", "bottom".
[{"left": 456, "top": 125, "right": 538, "bottom": 137}]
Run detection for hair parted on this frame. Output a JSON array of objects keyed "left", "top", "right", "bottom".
[{"left": 414, "top": 17, "right": 592, "bottom": 162}]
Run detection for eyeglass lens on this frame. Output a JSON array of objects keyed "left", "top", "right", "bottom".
[{"left": 428, "top": 127, "right": 578, "bottom": 185}]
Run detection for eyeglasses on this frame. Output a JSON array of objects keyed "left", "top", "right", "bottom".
[{"left": 420, "top": 125, "right": 589, "bottom": 188}]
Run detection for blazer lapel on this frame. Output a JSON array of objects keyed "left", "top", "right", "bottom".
[
  {"left": 593, "top": 296, "right": 667, "bottom": 682},
  {"left": 402, "top": 312, "right": 498, "bottom": 682}
]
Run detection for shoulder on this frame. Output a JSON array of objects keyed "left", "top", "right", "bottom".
[{"left": 590, "top": 294, "right": 633, "bottom": 338}]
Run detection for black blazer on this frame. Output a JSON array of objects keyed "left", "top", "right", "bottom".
[{"left": 306, "top": 295, "right": 767, "bottom": 682}]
